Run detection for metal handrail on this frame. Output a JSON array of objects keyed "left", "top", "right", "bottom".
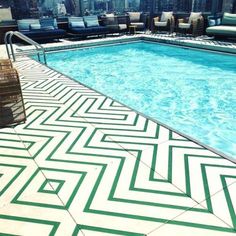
[{"left": 4, "top": 31, "right": 47, "bottom": 65}]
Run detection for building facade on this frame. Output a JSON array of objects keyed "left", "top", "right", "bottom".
[{"left": 0, "top": 0, "right": 236, "bottom": 18}]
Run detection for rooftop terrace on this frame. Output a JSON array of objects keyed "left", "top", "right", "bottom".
[{"left": 0, "top": 34, "right": 236, "bottom": 235}]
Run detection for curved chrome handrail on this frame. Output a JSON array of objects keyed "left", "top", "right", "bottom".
[{"left": 4, "top": 31, "right": 47, "bottom": 65}]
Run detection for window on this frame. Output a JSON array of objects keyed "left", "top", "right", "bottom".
[
  {"left": 192, "top": 0, "right": 213, "bottom": 12},
  {"left": 145, "top": 0, "right": 192, "bottom": 13}
]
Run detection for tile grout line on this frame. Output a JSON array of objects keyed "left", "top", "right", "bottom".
[
  {"left": 16, "top": 54, "right": 236, "bottom": 230},
  {"left": 146, "top": 180, "right": 236, "bottom": 235},
  {"left": 3, "top": 37, "right": 235, "bottom": 235},
  {"left": 11, "top": 74, "right": 86, "bottom": 236}
]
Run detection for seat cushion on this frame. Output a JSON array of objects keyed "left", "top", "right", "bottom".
[
  {"left": 0, "top": 7, "right": 12, "bottom": 21},
  {"left": 105, "top": 13, "right": 115, "bottom": 22},
  {"left": 70, "top": 26, "right": 108, "bottom": 35},
  {"left": 71, "top": 21, "right": 85, "bottom": 28},
  {"left": 40, "top": 18, "right": 58, "bottom": 30},
  {"left": 155, "top": 21, "right": 167, "bottom": 27},
  {"left": 178, "top": 23, "right": 191, "bottom": 29},
  {"left": 161, "top": 12, "right": 173, "bottom": 22},
  {"left": 83, "top": 16, "right": 100, "bottom": 27},
  {"left": 128, "top": 12, "right": 140, "bottom": 22},
  {"left": 68, "top": 17, "right": 85, "bottom": 29},
  {"left": 130, "top": 22, "right": 145, "bottom": 29},
  {"left": 206, "top": 25, "right": 236, "bottom": 36},
  {"left": 118, "top": 24, "right": 127, "bottom": 30},
  {"left": 189, "top": 12, "right": 202, "bottom": 23},
  {"left": 17, "top": 19, "right": 39, "bottom": 31},
  {"left": 30, "top": 23, "right": 41, "bottom": 30},
  {"left": 20, "top": 29, "right": 65, "bottom": 38},
  {"left": 104, "top": 14, "right": 116, "bottom": 26},
  {"left": 222, "top": 13, "right": 236, "bottom": 26}
]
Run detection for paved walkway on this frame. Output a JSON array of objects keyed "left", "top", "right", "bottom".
[{"left": 0, "top": 36, "right": 236, "bottom": 235}]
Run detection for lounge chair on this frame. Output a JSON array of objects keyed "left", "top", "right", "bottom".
[
  {"left": 0, "top": 61, "right": 26, "bottom": 126},
  {"left": 127, "top": 12, "right": 146, "bottom": 31},
  {"left": 206, "top": 13, "right": 236, "bottom": 38},
  {"left": 68, "top": 16, "right": 109, "bottom": 37},
  {"left": 17, "top": 18, "right": 66, "bottom": 41},
  {"left": 153, "top": 11, "right": 175, "bottom": 33},
  {"left": 177, "top": 12, "right": 204, "bottom": 37}
]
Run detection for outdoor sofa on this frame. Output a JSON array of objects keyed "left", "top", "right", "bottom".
[
  {"left": 68, "top": 16, "right": 109, "bottom": 37},
  {"left": 206, "top": 13, "right": 236, "bottom": 38},
  {"left": 17, "top": 18, "right": 66, "bottom": 41}
]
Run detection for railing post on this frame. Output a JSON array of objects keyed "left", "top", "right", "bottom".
[
  {"left": 4, "top": 31, "right": 47, "bottom": 65},
  {"left": 4, "top": 32, "right": 11, "bottom": 60},
  {"left": 43, "top": 50, "right": 47, "bottom": 65},
  {"left": 37, "top": 53, "right": 41, "bottom": 62},
  {"left": 9, "top": 33, "right": 16, "bottom": 62}
]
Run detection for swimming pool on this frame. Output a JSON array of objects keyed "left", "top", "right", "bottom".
[{"left": 46, "top": 41, "right": 236, "bottom": 159}]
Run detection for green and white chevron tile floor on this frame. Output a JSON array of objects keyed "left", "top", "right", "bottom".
[{"left": 0, "top": 57, "right": 235, "bottom": 236}]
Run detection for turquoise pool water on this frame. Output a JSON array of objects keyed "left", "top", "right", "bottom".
[{"left": 46, "top": 42, "right": 236, "bottom": 159}]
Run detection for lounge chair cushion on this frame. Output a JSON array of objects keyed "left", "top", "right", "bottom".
[
  {"left": 128, "top": 12, "right": 140, "bottom": 22},
  {"left": 130, "top": 22, "right": 145, "bottom": 29},
  {"left": 105, "top": 13, "right": 115, "bottom": 21},
  {"left": 0, "top": 7, "right": 12, "bottom": 21},
  {"left": 104, "top": 14, "right": 116, "bottom": 25},
  {"left": 40, "top": 18, "right": 58, "bottom": 30},
  {"left": 106, "top": 13, "right": 115, "bottom": 18},
  {"left": 17, "top": 19, "right": 39, "bottom": 31},
  {"left": 216, "top": 18, "right": 221, "bottom": 25},
  {"left": 30, "top": 23, "right": 41, "bottom": 30},
  {"left": 71, "top": 21, "right": 85, "bottom": 28},
  {"left": 188, "top": 12, "right": 202, "bottom": 23},
  {"left": 68, "top": 17, "right": 85, "bottom": 29},
  {"left": 221, "top": 13, "right": 236, "bottom": 26},
  {"left": 155, "top": 21, "right": 167, "bottom": 27},
  {"left": 84, "top": 16, "right": 99, "bottom": 27},
  {"left": 70, "top": 26, "right": 107, "bottom": 35},
  {"left": 118, "top": 24, "right": 127, "bottom": 30},
  {"left": 208, "top": 19, "right": 216, "bottom": 26},
  {"left": 21, "top": 29, "right": 65, "bottom": 38},
  {"left": 206, "top": 25, "right": 236, "bottom": 36},
  {"left": 178, "top": 23, "right": 191, "bottom": 29},
  {"left": 161, "top": 12, "right": 173, "bottom": 22}
]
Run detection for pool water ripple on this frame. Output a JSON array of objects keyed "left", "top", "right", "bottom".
[{"left": 46, "top": 42, "right": 236, "bottom": 159}]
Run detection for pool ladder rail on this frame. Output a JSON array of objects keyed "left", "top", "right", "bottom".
[{"left": 4, "top": 31, "right": 47, "bottom": 65}]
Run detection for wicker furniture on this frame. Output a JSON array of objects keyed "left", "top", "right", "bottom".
[
  {"left": 0, "top": 59, "right": 13, "bottom": 70},
  {"left": 0, "top": 60, "right": 26, "bottom": 126},
  {"left": 177, "top": 12, "right": 204, "bottom": 37},
  {"left": 153, "top": 12, "right": 175, "bottom": 34}
]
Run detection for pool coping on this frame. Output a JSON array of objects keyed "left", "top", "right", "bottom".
[
  {"left": 34, "top": 37, "right": 236, "bottom": 164},
  {"left": 15, "top": 34, "right": 236, "bottom": 56}
]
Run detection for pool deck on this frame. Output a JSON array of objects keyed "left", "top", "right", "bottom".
[{"left": 0, "top": 34, "right": 236, "bottom": 235}]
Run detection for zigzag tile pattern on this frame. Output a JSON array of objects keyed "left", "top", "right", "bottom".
[{"left": 0, "top": 58, "right": 235, "bottom": 236}]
